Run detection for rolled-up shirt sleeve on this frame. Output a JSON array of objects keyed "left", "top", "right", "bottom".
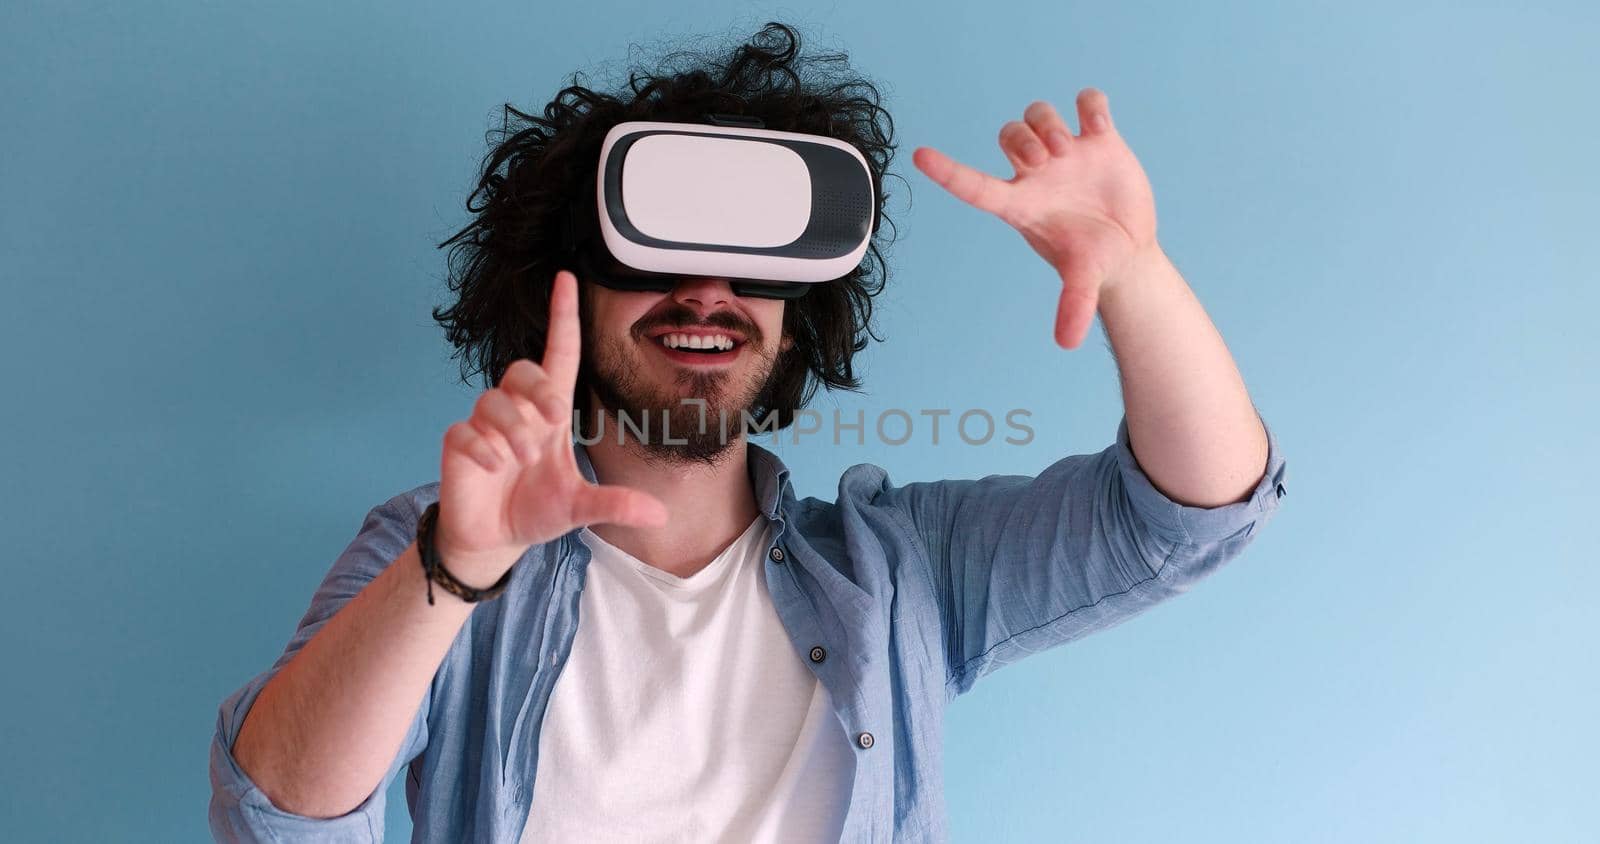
[
  {"left": 875, "top": 407, "right": 1288, "bottom": 695},
  {"left": 209, "top": 494, "right": 432, "bottom": 842}
]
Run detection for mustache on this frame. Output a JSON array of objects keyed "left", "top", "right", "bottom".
[{"left": 633, "top": 304, "right": 762, "bottom": 344}]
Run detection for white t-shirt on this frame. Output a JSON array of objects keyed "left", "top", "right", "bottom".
[{"left": 520, "top": 514, "right": 855, "bottom": 843}]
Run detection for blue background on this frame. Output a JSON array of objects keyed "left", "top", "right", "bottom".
[{"left": 3, "top": 1, "right": 1595, "bottom": 840}]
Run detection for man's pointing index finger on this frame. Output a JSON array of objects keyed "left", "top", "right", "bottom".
[{"left": 542, "top": 270, "right": 582, "bottom": 393}]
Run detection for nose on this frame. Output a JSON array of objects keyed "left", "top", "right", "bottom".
[{"left": 670, "top": 277, "right": 735, "bottom": 311}]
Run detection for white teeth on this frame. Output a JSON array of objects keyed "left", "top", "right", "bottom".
[{"left": 662, "top": 333, "right": 735, "bottom": 351}]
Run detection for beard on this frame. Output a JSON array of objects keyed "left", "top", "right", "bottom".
[{"left": 580, "top": 326, "right": 780, "bottom": 467}]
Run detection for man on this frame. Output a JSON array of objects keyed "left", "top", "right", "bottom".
[{"left": 210, "top": 22, "right": 1287, "bottom": 842}]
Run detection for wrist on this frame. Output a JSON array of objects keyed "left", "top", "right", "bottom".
[
  {"left": 416, "top": 502, "right": 516, "bottom": 604},
  {"left": 430, "top": 538, "right": 519, "bottom": 590},
  {"left": 1099, "top": 241, "right": 1172, "bottom": 313},
  {"left": 401, "top": 541, "right": 479, "bottom": 608}
]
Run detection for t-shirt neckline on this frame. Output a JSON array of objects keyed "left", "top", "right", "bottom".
[{"left": 579, "top": 513, "right": 769, "bottom": 591}]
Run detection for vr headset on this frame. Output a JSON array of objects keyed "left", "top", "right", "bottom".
[{"left": 563, "top": 113, "right": 876, "bottom": 300}]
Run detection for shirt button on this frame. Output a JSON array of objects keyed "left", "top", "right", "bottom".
[
  {"left": 856, "top": 731, "right": 874, "bottom": 749},
  {"left": 769, "top": 546, "right": 786, "bottom": 563},
  {"left": 809, "top": 646, "right": 826, "bottom": 663}
]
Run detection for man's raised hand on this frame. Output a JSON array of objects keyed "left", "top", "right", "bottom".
[
  {"left": 912, "top": 89, "right": 1158, "bottom": 349},
  {"left": 434, "top": 270, "right": 669, "bottom": 589}
]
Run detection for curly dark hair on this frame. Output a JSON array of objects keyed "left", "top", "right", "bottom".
[{"left": 431, "top": 21, "right": 902, "bottom": 433}]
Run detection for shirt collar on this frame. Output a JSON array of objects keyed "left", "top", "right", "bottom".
[{"left": 570, "top": 438, "right": 793, "bottom": 522}]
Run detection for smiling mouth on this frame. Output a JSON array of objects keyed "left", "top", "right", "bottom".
[
  {"left": 654, "top": 331, "right": 741, "bottom": 353},
  {"left": 643, "top": 327, "right": 755, "bottom": 366}
]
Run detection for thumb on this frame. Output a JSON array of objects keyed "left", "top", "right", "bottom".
[
  {"left": 1053, "top": 254, "right": 1103, "bottom": 349},
  {"left": 569, "top": 483, "right": 671, "bottom": 530}
]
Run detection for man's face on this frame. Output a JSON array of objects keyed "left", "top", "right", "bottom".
[{"left": 579, "top": 276, "right": 792, "bottom": 463}]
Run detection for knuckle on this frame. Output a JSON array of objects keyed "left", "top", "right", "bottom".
[
  {"left": 465, "top": 415, "right": 498, "bottom": 443},
  {"left": 475, "top": 389, "right": 521, "bottom": 427},
  {"left": 496, "top": 384, "right": 529, "bottom": 408},
  {"left": 529, "top": 381, "right": 565, "bottom": 411},
  {"left": 506, "top": 364, "right": 549, "bottom": 396},
  {"left": 512, "top": 392, "right": 546, "bottom": 423},
  {"left": 502, "top": 359, "right": 542, "bottom": 386},
  {"left": 512, "top": 430, "right": 543, "bottom": 461}
]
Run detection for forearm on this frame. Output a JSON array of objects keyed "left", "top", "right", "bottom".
[
  {"left": 1096, "top": 243, "right": 1268, "bottom": 508},
  {"left": 232, "top": 539, "right": 476, "bottom": 818}
]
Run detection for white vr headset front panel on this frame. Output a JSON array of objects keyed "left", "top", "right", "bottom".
[
  {"left": 595, "top": 120, "right": 875, "bottom": 284},
  {"left": 622, "top": 134, "right": 812, "bottom": 248}
]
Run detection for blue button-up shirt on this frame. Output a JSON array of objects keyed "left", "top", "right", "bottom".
[{"left": 211, "top": 411, "right": 1288, "bottom": 841}]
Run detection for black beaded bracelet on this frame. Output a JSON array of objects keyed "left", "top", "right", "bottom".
[{"left": 415, "top": 501, "right": 513, "bottom": 605}]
